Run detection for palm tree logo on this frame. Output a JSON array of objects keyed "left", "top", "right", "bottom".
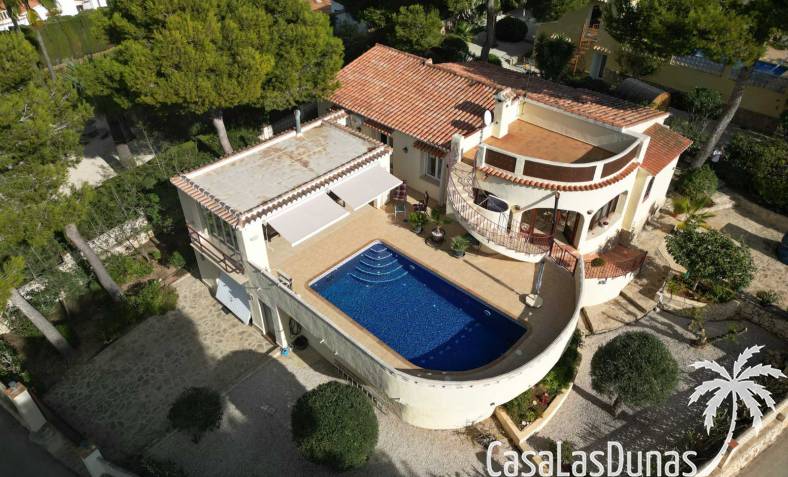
[{"left": 688, "top": 345, "right": 785, "bottom": 476}]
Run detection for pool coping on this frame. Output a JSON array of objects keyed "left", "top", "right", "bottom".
[{"left": 303, "top": 238, "right": 534, "bottom": 377}]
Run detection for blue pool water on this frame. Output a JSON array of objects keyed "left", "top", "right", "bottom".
[{"left": 310, "top": 241, "right": 526, "bottom": 371}]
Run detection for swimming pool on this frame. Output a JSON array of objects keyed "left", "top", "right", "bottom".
[{"left": 310, "top": 241, "right": 526, "bottom": 371}]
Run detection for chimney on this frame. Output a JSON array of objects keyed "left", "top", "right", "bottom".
[{"left": 295, "top": 109, "right": 302, "bottom": 135}]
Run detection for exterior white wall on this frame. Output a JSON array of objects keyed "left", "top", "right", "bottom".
[
  {"left": 627, "top": 158, "right": 679, "bottom": 235},
  {"left": 248, "top": 259, "right": 585, "bottom": 429},
  {"left": 522, "top": 101, "right": 635, "bottom": 153},
  {"left": 580, "top": 273, "right": 634, "bottom": 306}
]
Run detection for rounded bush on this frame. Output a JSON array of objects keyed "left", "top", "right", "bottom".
[
  {"left": 679, "top": 165, "right": 718, "bottom": 201},
  {"left": 168, "top": 387, "right": 223, "bottom": 443},
  {"left": 495, "top": 16, "right": 528, "bottom": 43},
  {"left": 292, "top": 381, "right": 378, "bottom": 471},
  {"left": 591, "top": 332, "right": 678, "bottom": 409}
]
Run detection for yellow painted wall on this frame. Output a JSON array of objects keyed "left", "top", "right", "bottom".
[{"left": 534, "top": 2, "right": 788, "bottom": 120}]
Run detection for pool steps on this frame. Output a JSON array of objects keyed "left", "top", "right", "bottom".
[{"left": 350, "top": 247, "right": 408, "bottom": 284}]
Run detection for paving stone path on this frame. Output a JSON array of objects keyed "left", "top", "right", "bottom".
[{"left": 44, "top": 275, "right": 275, "bottom": 459}]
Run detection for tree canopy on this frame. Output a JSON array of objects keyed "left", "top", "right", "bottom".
[
  {"left": 534, "top": 33, "right": 575, "bottom": 80},
  {"left": 529, "top": 0, "right": 586, "bottom": 22},
  {"left": 392, "top": 4, "right": 444, "bottom": 54},
  {"left": 591, "top": 331, "right": 679, "bottom": 414}
]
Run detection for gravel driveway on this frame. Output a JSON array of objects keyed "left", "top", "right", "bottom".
[{"left": 534, "top": 310, "right": 787, "bottom": 454}]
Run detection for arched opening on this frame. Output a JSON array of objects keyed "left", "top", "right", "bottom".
[
  {"left": 589, "top": 5, "right": 603, "bottom": 28},
  {"left": 518, "top": 208, "right": 583, "bottom": 247},
  {"left": 473, "top": 188, "right": 509, "bottom": 213},
  {"left": 586, "top": 191, "right": 628, "bottom": 239}
]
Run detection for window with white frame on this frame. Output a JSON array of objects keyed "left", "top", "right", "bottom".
[
  {"left": 424, "top": 154, "right": 443, "bottom": 181},
  {"left": 199, "top": 205, "right": 239, "bottom": 251}
]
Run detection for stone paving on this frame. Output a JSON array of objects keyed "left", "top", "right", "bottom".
[
  {"left": 43, "top": 275, "right": 275, "bottom": 459},
  {"left": 149, "top": 346, "right": 512, "bottom": 477}
]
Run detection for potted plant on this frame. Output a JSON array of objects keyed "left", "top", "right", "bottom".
[
  {"left": 429, "top": 207, "right": 452, "bottom": 243},
  {"left": 408, "top": 211, "right": 427, "bottom": 234},
  {"left": 590, "top": 257, "right": 606, "bottom": 267},
  {"left": 450, "top": 236, "right": 471, "bottom": 257}
]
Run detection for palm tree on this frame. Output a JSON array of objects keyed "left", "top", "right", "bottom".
[
  {"left": 5, "top": 0, "right": 57, "bottom": 80},
  {"left": 480, "top": 0, "right": 496, "bottom": 62},
  {"left": 688, "top": 346, "right": 786, "bottom": 475},
  {"left": 672, "top": 196, "right": 715, "bottom": 230}
]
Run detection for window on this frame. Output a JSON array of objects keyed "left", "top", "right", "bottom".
[
  {"left": 424, "top": 154, "right": 443, "bottom": 181},
  {"left": 0, "top": 10, "right": 8, "bottom": 20},
  {"left": 379, "top": 132, "right": 393, "bottom": 146},
  {"left": 199, "top": 205, "right": 239, "bottom": 251},
  {"left": 643, "top": 177, "right": 655, "bottom": 201},
  {"left": 590, "top": 195, "right": 620, "bottom": 230}
]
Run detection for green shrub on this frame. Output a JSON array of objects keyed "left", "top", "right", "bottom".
[
  {"left": 679, "top": 165, "right": 718, "bottom": 201},
  {"left": 487, "top": 53, "right": 503, "bottom": 66},
  {"left": 124, "top": 280, "right": 178, "bottom": 321},
  {"left": 666, "top": 227, "right": 755, "bottom": 296},
  {"left": 719, "top": 133, "right": 788, "bottom": 213},
  {"left": 591, "top": 332, "right": 679, "bottom": 413},
  {"left": 391, "top": 4, "right": 443, "bottom": 54},
  {"left": 756, "top": 290, "right": 780, "bottom": 306},
  {"left": 24, "top": 10, "right": 111, "bottom": 65},
  {"left": 534, "top": 33, "right": 575, "bottom": 80},
  {"left": 541, "top": 331, "right": 582, "bottom": 395},
  {"left": 292, "top": 381, "right": 378, "bottom": 471},
  {"left": 168, "top": 387, "right": 223, "bottom": 443},
  {"left": 106, "top": 254, "right": 154, "bottom": 286},
  {"left": 0, "top": 339, "right": 30, "bottom": 384},
  {"left": 504, "top": 388, "right": 541, "bottom": 425},
  {"left": 495, "top": 16, "right": 528, "bottom": 43},
  {"left": 546, "top": 438, "right": 576, "bottom": 466},
  {"left": 680, "top": 87, "right": 724, "bottom": 121},
  {"left": 431, "top": 34, "right": 470, "bottom": 63},
  {"left": 590, "top": 257, "right": 605, "bottom": 267},
  {"left": 168, "top": 251, "right": 187, "bottom": 269},
  {"left": 150, "top": 249, "right": 162, "bottom": 262}
]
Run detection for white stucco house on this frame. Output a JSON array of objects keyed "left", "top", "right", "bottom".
[{"left": 170, "top": 45, "right": 690, "bottom": 430}]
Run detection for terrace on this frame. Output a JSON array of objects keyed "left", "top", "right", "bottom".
[{"left": 265, "top": 201, "right": 577, "bottom": 380}]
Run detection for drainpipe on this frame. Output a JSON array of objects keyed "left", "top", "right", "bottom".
[{"left": 294, "top": 109, "right": 302, "bottom": 136}]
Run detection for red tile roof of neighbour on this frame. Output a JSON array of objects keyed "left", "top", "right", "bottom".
[
  {"left": 308, "top": 0, "right": 332, "bottom": 13},
  {"left": 331, "top": 45, "right": 670, "bottom": 151},
  {"left": 332, "top": 44, "right": 499, "bottom": 149},
  {"left": 641, "top": 124, "right": 693, "bottom": 175},
  {"left": 436, "top": 61, "right": 669, "bottom": 128}
]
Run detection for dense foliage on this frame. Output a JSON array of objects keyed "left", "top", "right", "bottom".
[
  {"left": 24, "top": 10, "right": 111, "bottom": 65},
  {"left": 666, "top": 227, "right": 755, "bottom": 295},
  {"left": 392, "top": 4, "right": 444, "bottom": 54},
  {"left": 431, "top": 35, "right": 471, "bottom": 63},
  {"left": 495, "top": 16, "right": 527, "bottom": 43},
  {"left": 716, "top": 133, "right": 788, "bottom": 213},
  {"left": 0, "top": 339, "right": 30, "bottom": 384},
  {"left": 123, "top": 280, "right": 178, "bottom": 321},
  {"left": 168, "top": 387, "right": 223, "bottom": 443},
  {"left": 292, "top": 381, "right": 379, "bottom": 471},
  {"left": 534, "top": 33, "right": 575, "bottom": 80},
  {"left": 591, "top": 332, "right": 679, "bottom": 409},
  {"left": 678, "top": 165, "right": 718, "bottom": 202},
  {"left": 106, "top": 254, "right": 154, "bottom": 286},
  {"left": 529, "top": 0, "right": 585, "bottom": 22}
]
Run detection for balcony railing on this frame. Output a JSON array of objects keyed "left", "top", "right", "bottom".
[
  {"left": 448, "top": 171, "right": 552, "bottom": 256},
  {"left": 187, "top": 224, "right": 244, "bottom": 274},
  {"left": 479, "top": 139, "right": 641, "bottom": 185}
]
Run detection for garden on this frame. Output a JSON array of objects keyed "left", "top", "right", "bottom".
[{"left": 503, "top": 330, "right": 583, "bottom": 428}]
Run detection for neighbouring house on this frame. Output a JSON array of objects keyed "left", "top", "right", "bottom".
[
  {"left": 171, "top": 45, "right": 690, "bottom": 430},
  {"left": 0, "top": 0, "right": 105, "bottom": 30},
  {"left": 536, "top": 1, "right": 788, "bottom": 132}
]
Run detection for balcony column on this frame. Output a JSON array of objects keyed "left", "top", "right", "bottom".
[{"left": 476, "top": 144, "right": 488, "bottom": 168}]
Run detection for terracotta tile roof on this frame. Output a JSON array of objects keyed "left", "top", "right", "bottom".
[
  {"left": 479, "top": 161, "right": 640, "bottom": 192},
  {"left": 413, "top": 140, "right": 449, "bottom": 157},
  {"left": 641, "top": 124, "right": 693, "bottom": 175},
  {"left": 331, "top": 44, "right": 498, "bottom": 150},
  {"left": 307, "top": 0, "right": 332, "bottom": 13},
  {"left": 436, "top": 61, "right": 669, "bottom": 128}
]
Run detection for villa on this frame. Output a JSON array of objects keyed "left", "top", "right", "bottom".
[{"left": 170, "top": 45, "right": 691, "bottom": 429}]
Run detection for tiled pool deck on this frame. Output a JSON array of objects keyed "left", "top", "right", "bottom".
[{"left": 267, "top": 202, "right": 577, "bottom": 380}]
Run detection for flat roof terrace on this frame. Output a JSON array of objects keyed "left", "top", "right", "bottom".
[
  {"left": 464, "top": 120, "right": 613, "bottom": 165},
  {"left": 267, "top": 203, "right": 577, "bottom": 380},
  {"left": 185, "top": 121, "right": 379, "bottom": 214}
]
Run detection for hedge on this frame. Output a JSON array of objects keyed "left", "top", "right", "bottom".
[
  {"left": 24, "top": 10, "right": 111, "bottom": 65},
  {"left": 495, "top": 16, "right": 528, "bottom": 43}
]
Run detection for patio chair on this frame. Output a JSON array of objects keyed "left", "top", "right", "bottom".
[
  {"left": 393, "top": 201, "right": 407, "bottom": 221},
  {"left": 413, "top": 192, "right": 430, "bottom": 213}
]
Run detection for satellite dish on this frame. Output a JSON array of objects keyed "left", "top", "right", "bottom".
[{"left": 483, "top": 110, "right": 493, "bottom": 127}]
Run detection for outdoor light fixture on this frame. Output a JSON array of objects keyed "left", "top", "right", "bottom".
[{"left": 403, "top": 147, "right": 409, "bottom": 153}]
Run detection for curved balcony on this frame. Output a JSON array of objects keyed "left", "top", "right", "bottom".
[
  {"left": 478, "top": 138, "right": 642, "bottom": 186},
  {"left": 447, "top": 168, "right": 552, "bottom": 259}
]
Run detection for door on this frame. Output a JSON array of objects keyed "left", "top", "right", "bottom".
[
  {"left": 261, "top": 302, "right": 277, "bottom": 340},
  {"left": 590, "top": 53, "right": 607, "bottom": 79}
]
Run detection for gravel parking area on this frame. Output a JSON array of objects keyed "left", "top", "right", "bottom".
[
  {"left": 534, "top": 310, "right": 787, "bottom": 453},
  {"left": 148, "top": 346, "right": 511, "bottom": 476}
]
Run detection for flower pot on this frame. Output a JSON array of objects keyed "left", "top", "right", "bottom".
[
  {"left": 431, "top": 228, "right": 445, "bottom": 242},
  {"left": 451, "top": 249, "right": 466, "bottom": 258},
  {"left": 413, "top": 225, "right": 423, "bottom": 234}
]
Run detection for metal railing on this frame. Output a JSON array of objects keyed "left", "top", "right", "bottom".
[
  {"left": 448, "top": 172, "right": 552, "bottom": 257},
  {"left": 187, "top": 224, "right": 244, "bottom": 274},
  {"left": 585, "top": 251, "right": 646, "bottom": 279},
  {"left": 549, "top": 241, "right": 579, "bottom": 275}
]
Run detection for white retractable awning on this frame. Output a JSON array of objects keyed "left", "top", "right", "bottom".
[
  {"left": 330, "top": 166, "right": 403, "bottom": 211},
  {"left": 215, "top": 273, "right": 251, "bottom": 324},
  {"left": 268, "top": 194, "right": 350, "bottom": 246}
]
